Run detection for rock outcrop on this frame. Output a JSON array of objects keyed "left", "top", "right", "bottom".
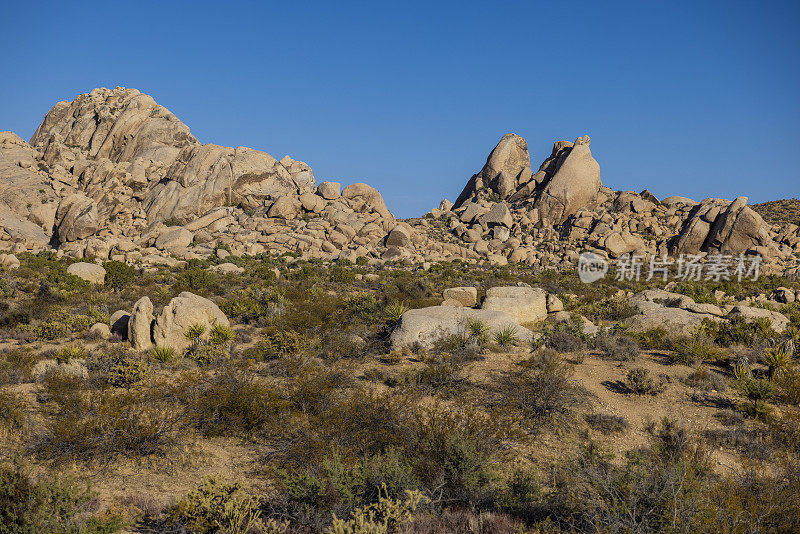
[
  {"left": 390, "top": 305, "right": 532, "bottom": 349},
  {"left": 535, "top": 135, "right": 602, "bottom": 225},
  {"left": 152, "top": 292, "right": 230, "bottom": 352}
]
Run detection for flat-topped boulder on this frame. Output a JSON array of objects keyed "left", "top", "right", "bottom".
[
  {"left": 481, "top": 286, "right": 547, "bottom": 325},
  {"left": 390, "top": 305, "right": 532, "bottom": 349}
]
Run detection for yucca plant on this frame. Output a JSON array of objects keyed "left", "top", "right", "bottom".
[
  {"left": 209, "top": 324, "right": 234, "bottom": 346},
  {"left": 466, "top": 318, "right": 490, "bottom": 345},
  {"left": 384, "top": 302, "right": 409, "bottom": 325},
  {"left": 152, "top": 345, "right": 176, "bottom": 362},
  {"left": 185, "top": 323, "right": 207, "bottom": 341},
  {"left": 733, "top": 362, "right": 751, "bottom": 382},
  {"left": 764, "top": 345, "right": 793, "bottom": 380},
  {"left": 493, "top": 325, "right": 520, "bottom": 351}
]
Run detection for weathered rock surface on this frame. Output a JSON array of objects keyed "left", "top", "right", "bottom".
[
  {"left": 66, "top": 261, "right": 106, "bottom": 284},
  {"left": 129, "top": 296, "right": 154, "bottom": 350},
  {"left": 390, "top": 305, "right": 532, "bottom": 349},
  {"left": 152, "top": 291, "right": 229, "bottom": 352},
  {"left": 535, "top": 136, "right": 601, "bottom": 224},
  {"left": 443, "top": 287, "right": 478, "bottom": 307},
  {"left": 481, "top": 286, "right": 547, "bottom": 325},
  {"left": 454, "top": 133, "right": 531, "bottom": 207}
]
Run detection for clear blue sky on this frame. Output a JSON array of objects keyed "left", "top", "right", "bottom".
[{"left": 2, "top": 0, "right": 798, "bottom": 217}]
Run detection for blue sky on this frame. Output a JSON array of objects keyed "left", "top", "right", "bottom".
[{"left": 1, "top": 0, "right": 798, "bottom": 217}]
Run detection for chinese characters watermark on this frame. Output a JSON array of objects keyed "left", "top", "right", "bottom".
[{"left": 577, "top": 252, "right": 761, "bottom": 284}]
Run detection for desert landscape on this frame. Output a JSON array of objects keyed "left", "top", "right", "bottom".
[{"left": 0, "top": 85, "right": 799, "bottom": 533}]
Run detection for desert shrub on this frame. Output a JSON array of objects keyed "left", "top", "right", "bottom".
[
  {"left": 165, "top": 476, "right": 271, "bottom": 534},
  {"left": 52, "top": 345, "right": 87, "bottom": 364},
  {"left": 410, "top": 356, "right": 466, "bottom": 395},
  {"left": 492, "top": 348, "right": 590, "bottom": 427},
  {"left": 703, "top": 428, "right": 771, "bottom": 461},
  {"left": 29, "top": 308, "right": 105, "bottom": 341},
  {"left": 251, "top": 329, "right": 309, "bottom": 361},
  {"left": 776, "top": 368, "right": 800, "bottom": 404},
  {"left": 671, "top": 282, "right": 717, "bottom": 304},
  {"left": 682, "top": 366, "right": 728, "bottom": 391},
  {"left": 103, "top": 260, "right": 134, "bottom": 291},
  {"left": 330, "top": 265, "right": 357, "bottom": 284},
  {"left": 735, "top": 376, "right": 776, "bottom": 415},
  {"left": 104, "top": 352, "right": 150, "bottom": 388},
  {"left": 579, "top": 296, "right": 637, "bottom": 322},
  {"left": 0, "top": 390, "right": 27, "bottom": 434},
  {"left": 668, "top": 335, "right": 726, "bottom": 365},
  {"left": 0, "top": 348, "right": 40, "bottom": 385},
  {"left": 175, "top": 264, "right": 220, "bottom": 295},
  {"left": 35, "top": 385, "right": 187, "bottom": 464},
  {"left": 545, "top": 420, "right": 710, "bottom": 533},
  {"left": 584, "top": 413, "right": 629, "bottom": 434},
  {"left": 629, "top": 327, "right": 669, "bottom": 350},
  {"left": 329, "top": 484, "right": 426, "bottom": 534},
  {"left": 624, "top": 368, "right": 665, "bottom": 395},
  {"left": 543, "top": 322, "right": 589, "bottom": 353},
  {"left": 340, "top": 293, "right": 382, "bottom": 326},
  {"left": 185, "top": 368, "right": 290, "bottom": 438},
  {"left": 0, "top": 465, "right": 125, "bottom": 533},
  {"left": 701, "top": 316, "right": 773, "bottom": 347},
  {"left": 594, "top": 334, "right": 639, "bottom": 361}
]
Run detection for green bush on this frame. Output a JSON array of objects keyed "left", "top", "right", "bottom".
[
  {"left": 0, "top": 465, "right": 124, "bottom": 533},
  {"left": 105, "top": 353, "right": 150, "bottom": 388},
  {"left": 103, "top": 261, "right": 135, "bottom": 291},
  {"left": 165, "top": 476, "right": 269, "bottom": 534},
  {"left": 175, "top": 264, "right": 220, "bottom": 295},
  {"left": 701, "top": 316, "right": 774, "bottom": 347},
  {"left": 625, "top": 368, "right": 665, "bottom": 395},
  {"left": 0, "top": 390, "right": 27, "bottom": 434}
]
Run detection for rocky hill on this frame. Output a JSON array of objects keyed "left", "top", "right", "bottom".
[{"left": 1, "top": 87, "right": 799, "bottom": 277}]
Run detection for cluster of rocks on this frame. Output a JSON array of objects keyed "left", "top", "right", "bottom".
[
  {"left": 625, "top": 287, "right": 791, "bottom": 334},
  {"left": 1, "top": 87, "right": 798, "bottom": 276},
  {"left": 418, "top": 133, "right": 799, "bottom": 275},
  {"left": 91, "top": 291, "right": 230, "bottom": 353},
  {"left": 390, "top": 284, "right": 567, "bottom": 349}
]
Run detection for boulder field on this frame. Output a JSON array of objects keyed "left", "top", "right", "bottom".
[{"left": 0, "top": 87, "right": 798, "bottom": 278}]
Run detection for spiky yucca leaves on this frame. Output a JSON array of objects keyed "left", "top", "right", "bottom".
[
  {"left": 493, "top": 325, "right": 520, "bottom": 352},
  {"left": 466, "top": 319, "right": 490, "bottom": 345}
]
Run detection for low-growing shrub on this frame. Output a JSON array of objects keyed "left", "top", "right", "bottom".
[
  {"left": 0, "top": 390, "right": 27, "bottom": 434},
  {"left": 103, "top": 260, "right": 135, "bottom": 291},
  {"left": 492, "top": 349, "right": 590, "bottom": 427},
  {"left": 584, "top": 413, "right": 629, "bottom": 434},
  {"left": 701, "top": 316, "right": 774, "bottom": 347},
  {"left": 165, "top": 476, "right": 270, "bottom": 534},
  {"left": 0, "top": 465, "right": 125, "bottom": 533},
  {"left": 668, "top": 335, "right": 726, "bottom": 365},
  {"left": 594, "top": 334, "right": 639, "bottom": 361},
  {"left": 682, "top": 366, "right": 728, "bottom": 391},
  {"left": 625, "top": 368, "right": 665, "bottom": 395},
  {"left": 105, "top": 352, "right": 151, "bottom": 388},
  {"left": 35, "top": 385, "right": 187, "bottom": 464}
]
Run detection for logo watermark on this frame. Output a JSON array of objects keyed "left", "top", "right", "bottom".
[{"left": 577, "top": 253, "right": 762, "bottom": 284}]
